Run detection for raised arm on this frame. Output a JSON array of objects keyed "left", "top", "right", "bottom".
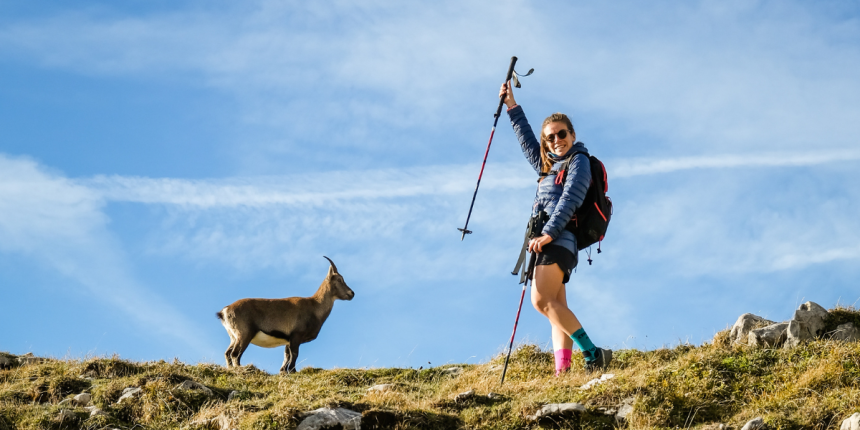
[{"left": 501, "top": 82, "right": 542, "bottom": 173}]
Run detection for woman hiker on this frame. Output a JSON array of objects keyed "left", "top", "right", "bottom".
[{"left": 500, "top": 81, "right": 612, "bottom": 375}]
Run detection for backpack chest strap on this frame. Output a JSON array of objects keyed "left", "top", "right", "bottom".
[{"left": 538, "top": 153, "right": 577, "bottom": 184}]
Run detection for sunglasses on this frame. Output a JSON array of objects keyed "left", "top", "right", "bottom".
[{"left": 544, "top": 129, "right": 570, "bottom": 143}]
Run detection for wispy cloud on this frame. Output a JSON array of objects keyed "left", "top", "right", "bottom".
[
  {"left": 611, "top": 149, "right": 860, "bottom": 178},
  {"left": 6, "top": 1, "right": 857, "bottom": 173},
  {"left": 0, "top": 154, "right": 216, "bottom": 355},
  {"left": 80, "top": 149, "right": 860, "bottom": 209}
]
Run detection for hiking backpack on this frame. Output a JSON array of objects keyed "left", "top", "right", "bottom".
[{"left": 553, "top": 152, "right": 612, "bottom": 256}]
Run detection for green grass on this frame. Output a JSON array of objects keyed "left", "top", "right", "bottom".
[{"left": 2, "top": 309, "right": 859, "bottom": 429}]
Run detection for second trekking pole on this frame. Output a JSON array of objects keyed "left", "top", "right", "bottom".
[
  {"left": 499, "top": 250, "right": 536, "bottom": 386},
  {"left": 457, "top": 56, "right": 518, "bottom": 240}
]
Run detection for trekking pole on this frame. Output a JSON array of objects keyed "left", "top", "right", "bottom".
[
  {"left": 457, "top": 56, "right": 518, "bottom": 240},
  {"left": 500, "top": 250, "right": 537, "bottom": 386}
]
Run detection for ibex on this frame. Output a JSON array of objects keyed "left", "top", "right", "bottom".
[{"left": 216, "top": 256, "right": 354, "bottom": 373}]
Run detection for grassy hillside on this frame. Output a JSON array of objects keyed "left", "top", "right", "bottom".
[{"left": 2, "top": 308, "right": 859, "bottom": 430}]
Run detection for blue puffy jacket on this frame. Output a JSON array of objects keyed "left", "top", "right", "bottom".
[{"left": 508, "top": 105, "right": 591, "bottom": 254}]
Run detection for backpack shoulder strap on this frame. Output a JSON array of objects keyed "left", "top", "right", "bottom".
[{"left": 554, "top": 150, "right": 586, "bottom": 185}]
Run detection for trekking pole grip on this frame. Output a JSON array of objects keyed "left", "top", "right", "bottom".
[{"left": 495, "top": 56, "right": 518, "bottom": 118}]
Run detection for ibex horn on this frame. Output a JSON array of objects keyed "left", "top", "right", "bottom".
[{"left": 323, "top": 256, "right": 338, "bottom": 273}]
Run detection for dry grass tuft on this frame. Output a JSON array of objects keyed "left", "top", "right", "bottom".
[{"left": 2, "top": 307, "right": 859, "bottom": 429}]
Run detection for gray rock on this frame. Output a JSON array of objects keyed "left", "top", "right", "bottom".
[
  {"left": 748, "top": 322, "right": 788, "bottom": 347},
  {"left": 85, "top": 406, "right": 108, "bottom": 417},
  {"left": 56, "top": 409, "right": 78, "bottom": 422},
  {"left": 175, "top": 380, "right": 213, "bottom": 396},
  {"left": 842, "top": 413, "right": 860, "bottom": 430},
  {"left": 117, "top": 387, "right": 142, "bottom": 403},
  {"left": 785, "top": 301, "right": 829, "bottom": 348},
  {"left": 227, "top": 390, "right": 239, "bottom": 401},
  {"left": 296, "top": 407, "right": 361, "bottom": 430},
  {"left": 72, "top": 393, "right": 91, "bottom": 406},
  {"left": 453, "top": 389, "right": 475, "bottom": 402},
  {"left": 615, "top": 397, "right": 635, "bottom": 422},
  {"left": 598, "top": 407, "right": 617, "bottom": 416},
  {"left": 785, "top": 319, "right": 810, "bottom": 348},
  {"left": 581, "top": 373, "right": 615, "bottom": 389},
  {"left": 526, "top": 403, "right": 586, "bottom": 421},
  {"left": 741, "top": 417, "right": 765, "bottom": 430},
  {"left": 0, "top": 354, "right": 15, "bottom": 368},
  {"left": 487, "top": 392, "right": 501, "bottom": 400},
  {"left": 17, "top": 353, "right": 43, "bottom": 366},
  {"left": 366, "top": 384, "right": 395, "bottom": 393},
  {"left": 730, "top": 314, "right": 774, "bottom": 345},
  {"left": 442, "top": 367, "right": 463, "bottom": 376},
  {"left": 832, "top": 323, "right": 860, "bottom": 342}
]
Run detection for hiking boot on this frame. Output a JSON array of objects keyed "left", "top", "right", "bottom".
[{"left": 584, "top": 348, "right": 612, "bottom": 373}]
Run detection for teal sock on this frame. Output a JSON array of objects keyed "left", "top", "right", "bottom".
[{"left": 571, "top": 328, "right": 598, "bottom": 362}]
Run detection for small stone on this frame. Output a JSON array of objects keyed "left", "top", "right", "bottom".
[
  {"left": 443, "top": 367, "right": 462, "bottom": 376},
  {"left": 615, "top": 397, "right": 635, "bottom": 422},
  {"left": 730, "top": 314, "right": 774, "bottom": 345},
  {"left": 86, "top": 406, "right": 108, "bottom": 417},
  {"left": 73, "top": 393, "right": 91, "bottom": 406},
  {"left": 117, "top": 387, "right": 142, "bottom": 403},
  {"left": 296, "top": 407, "right": 361, "bottom": 430},
  {"left": 17, "top": 353, "right": 43, "bottom": 366},
  {"left": 842, "top": 412, "right": 860, "bottom": 430},
  {"left": 598, "top": 407, "right": 617, "bottom": 416},
  {"left": 741, "top": 417, "right": 765, "bottom": 430},
  {"left": 487, "top": 392, "right": 501, "bottom": 400},
  {"left": 454, "top": 389, "right": 475, "bottom": 402},
  {"left": 526, "top": 403, "right": 586, "bottom": 421},
  {"left": 367, "top": 384, "right": 395, "bottom": 393},
  {"left": 56, "top": 409, "right": 77, "bottom": 422},
  {"left": 581, "top": 373, "right": 615, "bottom": 389},
  {"left": 748, "top": 322, "right": 788, "bottom": 347},
  {"left": 175, "top": 380, "right": 213, "bottom": 396},
  {"left": 227, "top": 390, "right": 239, "bottom": 401}
]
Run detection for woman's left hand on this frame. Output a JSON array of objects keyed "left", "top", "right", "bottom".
[{"left": 528, "top": 234, "right": 553, "bottom": 253}]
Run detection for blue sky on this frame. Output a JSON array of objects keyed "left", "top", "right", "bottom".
[{"left": 1, "top": 0, "right": 859, "bottom": 373}]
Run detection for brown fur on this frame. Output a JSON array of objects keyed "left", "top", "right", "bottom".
[{"left": 217, "top": 257, "right": 354, "bottom": 373}]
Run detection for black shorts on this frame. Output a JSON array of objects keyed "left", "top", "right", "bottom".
[{"left": 535, "top": 244, "right": 577, "bottom": 284}]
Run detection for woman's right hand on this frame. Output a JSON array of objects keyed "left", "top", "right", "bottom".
[{"left": 499, "top": 81, "right": 516, "bottom": 109}]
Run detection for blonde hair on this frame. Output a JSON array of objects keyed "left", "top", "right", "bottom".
[{"left": 539, "top": 113, "right": 576, "bottom": 173}]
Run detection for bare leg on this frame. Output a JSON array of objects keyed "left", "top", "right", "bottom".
[
  {"left": 551, "top": 284, "right": 575, "bottom": 352},
  {"left": 531, "top": 263, "right": 583, "bottom": 337}
]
